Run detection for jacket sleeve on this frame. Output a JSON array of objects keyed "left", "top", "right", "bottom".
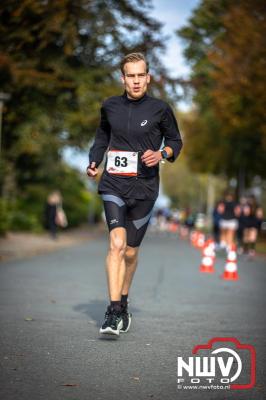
[
  {"left": 159, "top": 104, "right": 183, "bottom": 162},
  {"left": 88, "top": 103, "right": 111, "bottom": 167}
]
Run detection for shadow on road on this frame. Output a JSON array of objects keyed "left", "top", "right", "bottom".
[
  {"left": 73, "top": 300, "right": 106, "bottom": 327},
  {"left": 73, "top": 299, "right": 141, "bottom": 327}
]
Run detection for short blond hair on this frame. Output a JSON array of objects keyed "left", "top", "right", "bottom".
[{"left": 120, "top": 52, "right": 149, "bottom": 75}]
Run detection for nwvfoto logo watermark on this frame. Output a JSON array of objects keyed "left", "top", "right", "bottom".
[{"left": 177, "top": 338, "right": 256, "bottom": 390}]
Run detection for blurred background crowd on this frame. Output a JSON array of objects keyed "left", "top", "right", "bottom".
[
  {"left": 0, "top": 0, "right": 265, "bottom": 252},
  {"left": 149, "top": 190, "right": 264, "bottom": 258}
]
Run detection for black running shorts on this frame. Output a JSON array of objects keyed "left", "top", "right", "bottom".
[{"left": 101, "top": 194, "right": 156, "bottom": 247}]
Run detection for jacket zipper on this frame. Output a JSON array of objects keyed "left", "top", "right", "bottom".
[
  {"left": 127, "top": 104, "right": 138, "bottom": 179},
  {"left": 127, "top": 103, "right": 132, "bottom": 136}
]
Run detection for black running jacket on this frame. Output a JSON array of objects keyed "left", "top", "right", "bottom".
[{"left": 89, "top": 91, "right": 183, "bottom": 200}]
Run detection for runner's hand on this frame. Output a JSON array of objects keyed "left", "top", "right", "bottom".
[
  {"left": 141, "top": 150, "right": 162, "bottom": 167},
  {"left": 86, "top": 162, "right": 98, "bottom": 178}
]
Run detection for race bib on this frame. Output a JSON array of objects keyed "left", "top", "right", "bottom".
[{"left": 106, "top": 150, "right": 138, "bottom": 176}]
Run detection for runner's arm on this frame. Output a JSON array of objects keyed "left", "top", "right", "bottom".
[
  {"left": 88, "top": 103, "right": 111, "bottom": 168},
  {"left": 159, "top": 104, "right": 183, "bottom": 162}
]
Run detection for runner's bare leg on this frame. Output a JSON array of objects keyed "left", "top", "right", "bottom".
[
  {"left": 122, "top": 246, "right": 139, "bottom": 295},
  {"left": 106, "top": 227, "right": 127, "bottom": 301}
]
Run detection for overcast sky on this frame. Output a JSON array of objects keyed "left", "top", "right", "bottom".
[{"left": 64, "top": 0, "right": 200, "bottom": 170}]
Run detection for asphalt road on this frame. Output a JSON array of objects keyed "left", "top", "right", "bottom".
[{"left": 0, "top": 231, "right": 265, "bottom": 400}]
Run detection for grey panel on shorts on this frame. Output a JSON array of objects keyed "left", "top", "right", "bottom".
[
  {"left": 133, "top": 211, "right": 153, "bottom": 230},
  {"left": 102, "top": 194, "right": 126, "bottom": 207}
]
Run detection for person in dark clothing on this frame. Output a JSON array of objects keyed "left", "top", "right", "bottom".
[
  {"left": 219, "top": 191, "right": 241, "bottom": 250},
  {"left": 44, "top": 191, "right": 62, "bottom": 239},
  {"left": 212, "top": 201, "right": 224, "bottom": 246},
  {"left": 241, "top": 197, "right": 264, "bottom": 257},
  {"left": 45, "top": 202, "right": 57, "bottom": 238},
  {"left": 87, "top": 52, "right": 183, "bottom": 336}
]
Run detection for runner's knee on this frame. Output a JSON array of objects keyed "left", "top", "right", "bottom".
[
  {"left": 125, "top": 246, "right": 138, "bottom": 263},
  {"left": 109, "top": 236, "right": 126, "bottom": 256}
]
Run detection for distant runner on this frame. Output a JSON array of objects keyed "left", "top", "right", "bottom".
[{"left": 87, "top": 52, "right": 183, "bottom": 336}]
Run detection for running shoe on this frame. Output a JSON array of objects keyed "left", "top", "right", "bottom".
[
  {"left": 99, "top": 306, "right": 123, "bottom": 336},
  {"left": 120, "top": 306, "right": 132, "bottom": 333}
]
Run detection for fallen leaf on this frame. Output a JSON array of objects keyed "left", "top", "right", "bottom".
[
  {"left": 61, "top": 383, "right": 79, "bottom": 387},
  {"left": 24, "top": 317, "right": 34, "bottom": 321}
]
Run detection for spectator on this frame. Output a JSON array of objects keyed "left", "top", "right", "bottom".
[
  {"left": 212, "top": 201, "right": 224, "bottom": 247},
  {"left": 44, "top": 191, "right": 67, "bottom": 239},
  {"left": 219, "top": 191, "right": 240, "bottom": 250},
  {"left": 241, "top": 196, "right": 264, "bottom": 258}
]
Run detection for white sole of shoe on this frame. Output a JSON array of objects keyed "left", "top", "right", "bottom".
[{"left": 99, "top": 319, "right": 123, "bottom": 336}]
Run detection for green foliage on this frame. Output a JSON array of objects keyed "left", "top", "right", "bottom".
[
  {"left": 0, "top": 0, "right": 175, "bottom": 232},
  {"left": 177, "top": 0, "right": 266, "bottom": 183},
  {"left": 161, "top": 153, "right": 226, "bottom": 210},
  {"left": 9, "top": 211, "right": 41, "bottom": 232},
  {"left": 0, "top": 199, "right": 9, "bottom": 235},
  {"left": 0, "top": 0, "right": 169, "bottom": 158},
  {"left": 0, "top": 197, "right": 42, "bottom": 234},
  {"left": 0, "top": 163, "right": 102, "bottom": 234},
  {"left": 50, "top": 164, "right": 101, "bottom": 226}
]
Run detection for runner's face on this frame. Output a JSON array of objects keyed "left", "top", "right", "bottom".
[{"left": 121, "top": 60, "right": 150, "bottom": 99}]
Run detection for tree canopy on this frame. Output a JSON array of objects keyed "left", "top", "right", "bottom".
[
  {"left": 0, "top": 0, "right": 174, "bottom": 231},
  {"left": 0, "top": 0, "right": 172, "bottom": 196},
  {"left": 178, "top": 0, "right": 266, "bottom": 188}
]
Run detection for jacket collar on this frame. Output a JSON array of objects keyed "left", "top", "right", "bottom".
[{"left": 122, "top": 91, "right": 148, "bottom": 104}]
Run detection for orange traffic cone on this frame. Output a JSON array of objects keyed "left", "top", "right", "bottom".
[
  {"left": 196, "top": 232, "right": 205, "bottom": 250},
  {"left": 205, "top": 238, "right": 215, "bottom": 249},
  {"left": 190, "top": 230, "right": 198, "bottom": 247},
  {"left": 221, "top": 244, "right": 239, "bottom": 280},
  {"left": 200, "top": 242, "right": 215, "bottom": 273},
  {"left": 168, "top": 221, "right": 178, "bottom": 233}
]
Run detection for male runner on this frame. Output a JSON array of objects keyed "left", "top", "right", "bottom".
[{"left": 87, "top": 52, "right": 182, "bottom": 336}]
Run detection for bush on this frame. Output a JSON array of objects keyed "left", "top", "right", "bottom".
[
  {"left": 0, "top": 199, "right": 9, "bottom": 236},
  {"left": 9, "top": 210, "right": 42, "bottom": 232},
  {"left": 0, "top": 163, "right": 102, "bottom": 233}
]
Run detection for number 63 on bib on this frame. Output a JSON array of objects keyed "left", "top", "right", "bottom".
[{"left": 106, "top": 150, "right": 138, "bottom": 176}]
